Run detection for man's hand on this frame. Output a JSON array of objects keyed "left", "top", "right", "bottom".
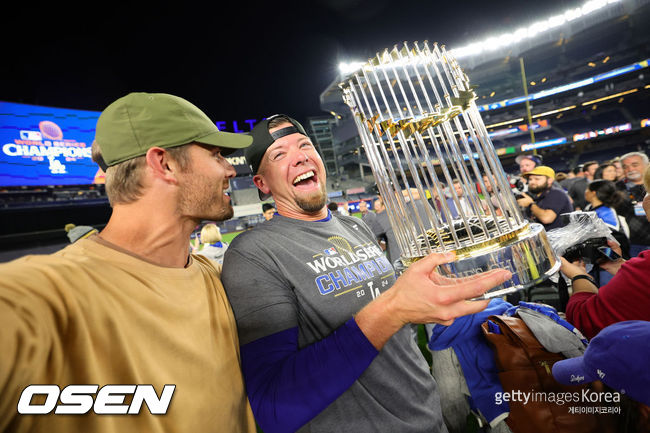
[
  {"left": 355, "top": 252, "right": 512, "bottom": 349},
  {"left": 597, "top": 239, "right": 625, "bottom": 276},
  {"left": 559, "top": 257, "right": 588, "bottom": 279},
  {"left": 516, "top": 193, "right": 534, "bottom": 208}
]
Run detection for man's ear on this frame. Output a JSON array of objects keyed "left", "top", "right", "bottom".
[
  {"left": 253, "top": 174, "right": 271, "bottom": 197},
  {"left": 145, "top": 147, "right": 178, "bottom": 183}
]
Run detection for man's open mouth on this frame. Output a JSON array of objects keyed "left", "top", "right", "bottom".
[{"left": 293, "top": 170, "right": 317, "bottom": 188}]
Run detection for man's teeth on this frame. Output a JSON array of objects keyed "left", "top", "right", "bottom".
[{"left": 293, "top": 171, "right": 315, "bottom": 185}]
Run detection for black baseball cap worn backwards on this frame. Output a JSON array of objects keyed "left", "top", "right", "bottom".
[
  {"left": 246, "top": 114, "right": 309, "bottom": 200},
  {"left": 246, "top": 114, "right": 308, "bottom": 175}
]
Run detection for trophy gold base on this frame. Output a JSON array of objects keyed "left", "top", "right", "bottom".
[{"left": 402, "top": 222, "right": 560, "bottom": 299}]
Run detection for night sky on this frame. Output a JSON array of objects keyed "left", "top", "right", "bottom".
[{"left": 3, "top": 0, "right": 573, "bottom": 127}]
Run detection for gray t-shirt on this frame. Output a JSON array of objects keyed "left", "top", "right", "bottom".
[{"left": 222, "top": 213, "right": 446, "bottom": 433}]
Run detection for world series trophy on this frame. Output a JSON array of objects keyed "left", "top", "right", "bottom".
[{"left": 339, "top": 41, "right": 560, "bottom": 298}]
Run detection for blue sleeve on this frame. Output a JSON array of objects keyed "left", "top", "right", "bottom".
[{"left": 241, "top": 318, "right": 379, "bottom": 433}]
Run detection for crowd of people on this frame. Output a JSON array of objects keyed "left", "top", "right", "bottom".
[
  {"left": 1, "top": 92, "right": 648, "bottom": 433},
  {"left": 514, "top": 152, "right": 649, "bottom": 257}
]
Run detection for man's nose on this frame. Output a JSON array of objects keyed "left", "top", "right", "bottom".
[
  {"left": 224, "top": 161, "right": 237, "bottom": 177},
  {"left": 293, "top": 150, "right": 309, "bottom": 165}
]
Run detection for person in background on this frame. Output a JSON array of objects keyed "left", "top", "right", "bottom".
[
  {"left": 568, "top": 160, "right": 598, "bottom": 210},
  {"left": 584, "top": 180, "right": 630, "bottom": 258},
  {"left": 609, "top": 156, "right": 624, "bottom": 180},
  {"left": 372, "top": 197, "right": 389, "bottom": 251},
  {"left": 593, "top": 162, "right": 617, "bottom": 182},
  {"left": 221, "top": 114, "right": 511, "bottom": 433},
  {"left": 196, "top": 223, "right": 229, "bottom": 265},
  {"left": 480, "top": 174, "right": 503, "bottom": 216},
  {"left": 553, "top": 321, "right": 650, "bottom": 432},
  {"left": 616, "top": 151, "right": 650, "bottom": 257},
  {"left": 64, "top": 223, "right": 98, "bottom": 243},
  {"left": 262, "top": 202, "right": 276, "bottom": 220},
  {"left": 358, "top": 199, "right": 371, "bottom": 217},
  {"left": 0, "top": 92, "right": 256, "bottom": 432},
  {"left": 558, "top": 165, "right": 650, "bottom": 340},
  {"left": 359, "top": 199, "right": 381, "bottom": 236},
  {"left": 327, "top": 201, "right": 340, "bottom": 214},
  {"left": 559, "top": 166, "right": 579, "bottom": 190},
  {"left": 516, "top": 166, "right": 573, "bottom": 230},
  {"left": 584, "top": 179, "right": 631, "bottom": 285},
  {"left": 515, "top": 153, "right": 542, "bottom": 176},
  {"left": 583, "top": 160, "right": 599, "bottom": 182},
  {"left": 428, "top": 183, "right": 445, "bottom": 214},
  {"left": 374, "top": 197, "right": 385, "bottom": 213},
  {"left": 447, "top": 178, "right": 474, "bottom": 218}
]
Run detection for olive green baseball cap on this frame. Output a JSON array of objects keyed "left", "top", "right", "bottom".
[{"left": 94, "top": 92, "right": 252, "bottom": 170}]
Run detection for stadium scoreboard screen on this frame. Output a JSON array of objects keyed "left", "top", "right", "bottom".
[
  {"left": 0, "top": 100, "right": 259, "bottom": 187},
  {"left": 0, "top": 101, "right": 103, "bottom": 187}
]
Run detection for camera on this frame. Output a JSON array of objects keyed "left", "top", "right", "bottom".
[
  {"left": 508, "top": 175, "right": 528, "bottom": 200},
  {"left": 562, "top": 237, "right": 609, "bottom": 263}
]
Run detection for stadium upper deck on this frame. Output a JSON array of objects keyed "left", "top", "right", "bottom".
[{"left": 320, "top": 0, "right": 650, "bottom": 180}]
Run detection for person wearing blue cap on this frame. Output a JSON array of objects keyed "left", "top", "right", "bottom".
[
  {"left": 552, "top": 320, "right": 650, "bottom": 429},
  {"left": 552, "top": 320, "right": 650, "bottom": 405},
  {"left": 515, "top": 153, "right": 542, "bottom": 176}
]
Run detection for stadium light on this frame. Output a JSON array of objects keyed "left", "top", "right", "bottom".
[
  {"left": 486, "top": 118, "right": 525, "bottom": 128},
  {"left": 531, "top": 105, "right": 576, "bottom": 119},
  {"left": 338, "top": 61, "right": 366, "bottom": 75},
  {"left": 581, "top": 88, "right": 638, "bottom": 106},
  {"left": 451, "top": 0, "right": 621, "bottom": 59}
]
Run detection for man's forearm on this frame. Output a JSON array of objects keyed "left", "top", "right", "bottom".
[
  {"left": 354, "top": 289, "right": 404, "bottom": 350},
  {"left": 530, "top": 203, "right": 556, "bottom": 224},
  {"left": 571, "top": 275, "right": 598, "bottom": 294},
  {"left": 355, "top": 253, "right": 510, "bottom": 350}
]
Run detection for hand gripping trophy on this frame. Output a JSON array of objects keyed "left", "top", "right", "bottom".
[{"left": 339, "top": 41, "right": 560, "bottom": 298}]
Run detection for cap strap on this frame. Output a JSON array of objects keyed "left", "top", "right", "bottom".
[
  {"left": 95, "top": 153, "right": 108, "bottom": 172},
  {"left": 270, "top": 126, "right": 301, "bottom": 140}
]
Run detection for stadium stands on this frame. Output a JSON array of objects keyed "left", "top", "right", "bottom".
[{"left": 2, "top": 0, "right": 650, "bottom": 261}]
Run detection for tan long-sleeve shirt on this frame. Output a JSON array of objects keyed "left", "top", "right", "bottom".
[{"left": 0, "top": 237, "right": 255, "bottom": 433}]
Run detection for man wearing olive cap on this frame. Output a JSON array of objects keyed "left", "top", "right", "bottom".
[
  {"left": 516, "top": 165, "right": 573, "bottom": 230},
  {"left": 0, "top": 93, "right": 256, "bottom": 432}
]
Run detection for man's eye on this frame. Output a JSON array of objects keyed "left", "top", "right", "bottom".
[{"left": 272, "top": 152, "right": 285, "bottom": 160}]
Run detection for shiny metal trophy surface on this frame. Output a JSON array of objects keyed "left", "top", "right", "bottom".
[{"left": 339, "top": 41, "right": 559, "bottom": 298}]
